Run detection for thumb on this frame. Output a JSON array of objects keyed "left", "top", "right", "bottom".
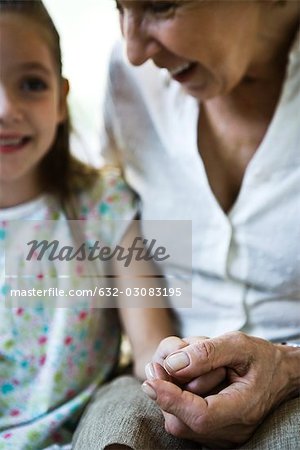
[
  {"left": 142, "top": 379, "right": 209, "bottom": 429},
  {"left": 163, "top": 332, "right": 252, "bottom": 380}
]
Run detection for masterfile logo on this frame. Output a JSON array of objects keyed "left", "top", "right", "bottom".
[
  {"left": 3, "top": 220, "right": 192, "bottom": 308},
  {"left": 26, "top": 237, "right": 170, "bottom": 267}
]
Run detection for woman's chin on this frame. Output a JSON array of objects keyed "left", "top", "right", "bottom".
[{"left": 183, "top": 82, "right": 221, "bottom": 101}]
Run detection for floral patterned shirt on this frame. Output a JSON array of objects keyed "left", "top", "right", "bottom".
[{"left": 0, "top": 169, "right": 136, "bottom": 449}]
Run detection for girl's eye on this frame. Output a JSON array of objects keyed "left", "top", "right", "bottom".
[{"left": 21, "top": 77, "right": 48, "bottom": 93}]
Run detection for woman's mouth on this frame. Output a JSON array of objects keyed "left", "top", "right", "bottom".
[
  {"left": 0, "top": 136, "right": 31, "bottom": 154},
  {"left": 169, "top": 62, "right": 197, "bottom": 83}
]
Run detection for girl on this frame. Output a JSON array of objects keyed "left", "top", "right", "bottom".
[{"left": 0, "top": 1, "right": 173, "bottom": 449}]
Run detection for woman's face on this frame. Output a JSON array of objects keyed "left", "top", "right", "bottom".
[{"left": 116, "top": 0, "right": 262, "bottom": 100}]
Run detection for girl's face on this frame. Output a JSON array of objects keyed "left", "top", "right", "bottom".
[
  {"left": 0, "top": 13, "right": 68, "bottom": 197},
  {"left": 116, "top": 0, "right": 262, "bottom": 100}
]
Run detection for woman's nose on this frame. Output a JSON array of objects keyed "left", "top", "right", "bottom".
[
  {"left": 122, "top": 11, "right": 161, "bottom": 66},
  {"left": 0, "top": 86, "right": 23, "bottom": 125}
]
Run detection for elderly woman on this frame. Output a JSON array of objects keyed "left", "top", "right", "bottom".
[{"left": 73, "top": 1, "right": 300, "bottom": 449}]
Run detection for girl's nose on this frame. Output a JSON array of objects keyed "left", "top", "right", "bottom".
[
  {"left": 122, "top": 11, "right": 161, "bottom": 66},
  {"left": 0, "top": 87, "right": 23, "bottom": 125}
]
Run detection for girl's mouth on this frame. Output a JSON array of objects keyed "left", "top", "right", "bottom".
[{"left": 0, "top": 136, "right": 31, "bottom": 154}]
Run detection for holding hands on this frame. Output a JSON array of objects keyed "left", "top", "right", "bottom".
[{"left": 142, "top": 332, "right": 300, "bottom": 449}]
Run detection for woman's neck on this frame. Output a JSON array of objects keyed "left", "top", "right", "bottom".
[
  {"left": 204, "top": 3, "right": 299, "bottom": 131},
  {"left": 246, "top": 1, "right": 299, "bottom": 82}
]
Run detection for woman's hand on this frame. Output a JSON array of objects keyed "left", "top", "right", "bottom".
[
  {"left": 147, "top": 335, "right": 227, "bottom": 396},
  {"left": 143, "top": 332, "right": 300, "bottom": 448}
]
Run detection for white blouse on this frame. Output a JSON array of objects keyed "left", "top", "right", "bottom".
[{"left": 101, "top": 34, "right": 300, "bottom": 342}]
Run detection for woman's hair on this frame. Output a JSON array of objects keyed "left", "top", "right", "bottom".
[{"left": 0, "top": 0, "right": 99, "bottom": 214}]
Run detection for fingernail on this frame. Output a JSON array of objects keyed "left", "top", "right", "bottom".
[
  {"left": 141, "top": 382, "right": 157, "bottom": 400},
  {"left": 145, "top": 362, "right": 156, "bottom": 380},
  {"left": 165, "top": 351, "right": 190, "bottom": 372}
]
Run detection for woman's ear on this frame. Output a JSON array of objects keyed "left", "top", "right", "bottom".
[{"left": 58, "top": 78, "right": 70, "bottom": 122}]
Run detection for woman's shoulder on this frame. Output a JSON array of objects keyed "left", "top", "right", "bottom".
[{"left": 76, "top": 165, "right": 137, "bottom": 221}]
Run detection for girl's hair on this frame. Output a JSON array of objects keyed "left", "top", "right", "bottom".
[{"left": 0, "top": 0, "right": 99, "bottom": 214}]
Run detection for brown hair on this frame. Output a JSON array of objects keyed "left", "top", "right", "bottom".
[{"left": 0, "top": 0, "right": 99, "bottom": 215}]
